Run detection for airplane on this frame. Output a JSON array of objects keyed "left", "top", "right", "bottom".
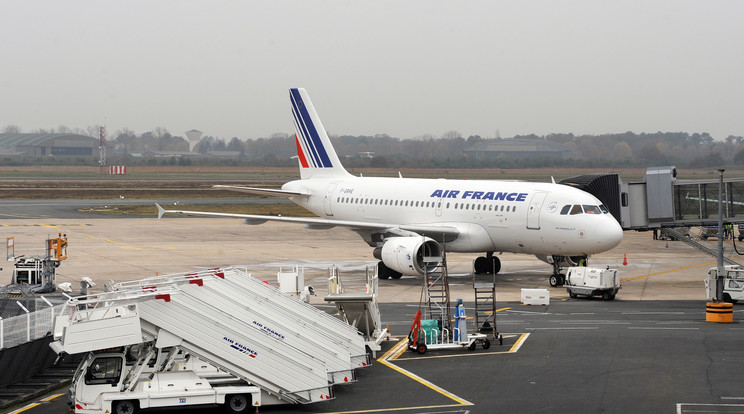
[{"left": 157, "top": 88, "right": 624, "bottom": 286}]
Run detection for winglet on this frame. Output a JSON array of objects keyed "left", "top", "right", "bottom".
[{"left": 155, "top": 203, "right": 166, "bottom": 219}]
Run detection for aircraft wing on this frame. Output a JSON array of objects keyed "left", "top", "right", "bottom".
[
  {"left": 155, "top": 204, "right": 460, "bottom": 237},
  {"left": 212, "top": 185, "right": 310, "bottom": 198}
]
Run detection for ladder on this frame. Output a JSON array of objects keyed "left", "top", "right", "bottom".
[
  {"left": 424, "top": 252, "right": 451, "bottom": 334},
  {"left": 473, "top": 273, "right": 497, "bottom": 340}
]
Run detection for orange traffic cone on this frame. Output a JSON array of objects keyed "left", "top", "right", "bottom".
[{"left": 623, "top": 253, "right": 628, "bottom": 266}]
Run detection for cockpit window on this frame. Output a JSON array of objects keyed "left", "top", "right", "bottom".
[
  {"left": 599, "top": 204, "right": 609, "bottom": 214},
  {"left": 560, "top": 205, "right": 571, "bottom": 215},
  {"left": 570, "top": 204, "right": 583, "bottom": 215},
  {"left": 583, "top": 205, "right": 601, "bottom": 214}
]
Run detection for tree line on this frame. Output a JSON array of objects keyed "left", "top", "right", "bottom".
[{"left": 4, "top": 124, "right": 744, "bottom": 169}]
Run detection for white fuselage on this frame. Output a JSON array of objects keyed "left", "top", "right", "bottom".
[{"left": 283, "top": 176, "right": 623, "bottom": 256}]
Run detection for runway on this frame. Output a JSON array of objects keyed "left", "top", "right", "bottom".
[{"left": 2, "top": 200, "right": 744, "bottom": 413}]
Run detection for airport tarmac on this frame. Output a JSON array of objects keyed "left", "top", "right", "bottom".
[{"left": 3, "top": 201, "right": 744, "bottom": 413}]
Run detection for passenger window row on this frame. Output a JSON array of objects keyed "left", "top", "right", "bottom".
[{"left": 335, "top": 197, "right": 517, "bottom": 213}]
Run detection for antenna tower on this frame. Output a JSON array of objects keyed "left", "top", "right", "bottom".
[{"left": 98, "top": 126, "right": 107, "bottom": 174}]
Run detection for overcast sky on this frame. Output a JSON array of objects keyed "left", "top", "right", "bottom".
[{"left": 2, "top": 1, "right": 742, "bottom": 141}]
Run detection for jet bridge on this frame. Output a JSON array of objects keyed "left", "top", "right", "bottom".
[
  {"left": 561, "top": 166, "right": 744, "bottom": 265},
  {"left": 51, "top": 267, "right": 369, "bottom": 405}
]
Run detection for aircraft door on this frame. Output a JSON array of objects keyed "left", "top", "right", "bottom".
[
  {"left": 324, "top": 183, "right": 338, "bottom": 216},
  {"left": 527, "top": 191, "right": 549, "bottom": 230}
]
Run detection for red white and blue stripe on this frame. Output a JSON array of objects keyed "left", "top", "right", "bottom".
[{"left": 290, "top": 88, "right": 333, "bottom": 169}]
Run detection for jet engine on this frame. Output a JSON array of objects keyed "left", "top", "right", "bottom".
[{"left": 373, "top": 236, "right": 443, "bottom": 275}]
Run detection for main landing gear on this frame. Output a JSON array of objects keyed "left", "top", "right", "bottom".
[
  {"left": 377, "top": 261, "right": 402, "bottom": 280},
  {"left": 473, "top": 252, "right": 501, "bottom": 275}
]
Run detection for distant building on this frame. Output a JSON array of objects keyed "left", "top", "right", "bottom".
[
  {"left": 0, "top": 133, "right": 98, "bottom": 157},
  {"left": 464, "top": 139, "right": 578, "bottom": 160},
  {"left": 140, "top": 150, "right": 204, "bottom": 158}
]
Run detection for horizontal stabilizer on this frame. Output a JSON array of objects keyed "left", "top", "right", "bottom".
[{"left": 212, "top": 185, "right": 309, "bottom": 198}]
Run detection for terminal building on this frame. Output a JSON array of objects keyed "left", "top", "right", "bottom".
[
  {"left": 0, "top": 133, "right": 98, "bottom": 157},
  {"left": 465, "top": 139, "right": 578, "bottom": 160}
]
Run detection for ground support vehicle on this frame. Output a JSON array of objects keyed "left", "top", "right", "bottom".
[
  {"left": 706, "top": 265, "right": 744, "bottom": 303},
  {"left": 324, "top": 266, "right": 390, "bottom": 357},
  {"left": 407, "top": 301, "right": 489, "bottom": 354},
  {"left": 564, "top": 267, "right": 621, "bottom": 300},
  {"left": 51, "top": 267, "right": 368, "bottom": 413}
]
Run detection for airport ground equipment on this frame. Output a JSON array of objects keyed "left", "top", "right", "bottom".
[
  {"left": 706, "top": 265, "right": 744, "bottom": 303},
  {"left": 423, "top": 253, "right": 451, "bottom": 333},
  {"left": 324, "top": 266, "right": 390, "bottom": 357},
  {"left": 1, "top": 234, "right": 68, "bottom": 295},
  {"left": 50, "top": 267, "right": 369, "bottom": 412},
  {"left": 473, "top": 273, "right": 503, "bottom": 346},
  {"left": 407, "top": 300, "right": 489, "bottom": 355},
  {"left": 564, "top": 267, "right": 621, "bottom": 300},
  {"left": 277, "top": 265, "right": 304, "bottom": 295}
]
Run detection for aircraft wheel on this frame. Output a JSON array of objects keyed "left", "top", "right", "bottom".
[
  {"left": 474, "top": 256, "right": 489, "bottom": 274},
  {"left": 482, "top": 339, "right": 491, "bottom": 350},
  {"left": 377, "top": 262, "right": 391, "bottom": 279},
  {"left": 490, "top": 256, "right": 501, "bottom": 274},
  {"left": 549, "top": 274, "right": 559, "bottom": 287},
  {"left": 559, "top": 274, "right": 566, "bottom": 285}
]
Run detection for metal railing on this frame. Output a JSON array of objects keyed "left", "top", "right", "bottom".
[{"left": 0, "top": 300, "right": 66, "bottom": 350}]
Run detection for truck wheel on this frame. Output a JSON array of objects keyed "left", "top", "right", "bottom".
[
  {"left": 723, "top": 293, "right": 736, "bottom": 304},
  {"left": 569, "top": 292, "right": 578, "bottom": 299},
  {"left": 482, "top": 339, "right": 491, "bottom": 350},
  {"left": 602, "top": 292, "right": 611, "bottom": 301},
  {"left": 225, "top": 394, "right": 250, "bottom": 413},
  {"left": 114, "top": 400, "right": 137, "bottom": 414}
]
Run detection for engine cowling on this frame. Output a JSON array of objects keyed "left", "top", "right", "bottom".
[{"left": 373, "top": 237, "right": 442, "bottom": 275}]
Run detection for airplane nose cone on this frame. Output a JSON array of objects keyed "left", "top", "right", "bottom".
[{"left": 598, "top": 217, "right": 624, "bottom": 250}]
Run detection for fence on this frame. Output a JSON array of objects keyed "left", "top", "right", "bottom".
[{"left": 0, "top": 302, "right": 66, "bottom": 350}]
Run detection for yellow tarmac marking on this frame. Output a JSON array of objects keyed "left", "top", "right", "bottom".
[
  {"left": 105, "top": 238, "right": 119, "bottom": 243},
  {"left": 376, "top": 339, "right": 473, "bottom": 406},
  {"left": 621, "top": 260, "right": 718, "bottom": 283},
  {"left": 7, "top": 393, "right": 63, "bottom": 413},
  {"left": 41, "top": 393, "right": 64, "bottom": 402}
]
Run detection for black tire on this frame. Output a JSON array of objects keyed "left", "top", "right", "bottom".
[
  {"left": 602, "top": 291, "right": 611, "bottom": 301},
  {"left": 114, "top": 400, "right": 137, "bottom": 414},
  {"left": 559, "top": 274, "right": 566, "bottom": 285},
  {"left": 377, "top": 262, "right": 390, "bottom": 279},
  {"left": 498, "top": 334, "right": 503, "bottom": 345},
  {"left": 609, "top": 294, "right": 616, "bottom": 301},
  {"left": 474, "top": 256, "right": 489, "bottom": 274},
  {"left": 482, "top": 339, "right": 491, "bottom": 350},
  {"left": 225, "top": 394, "right": 250, "bottom": 413},
  {"left": 723, "top": 293, "right": 735, "bottom": 304},
  {"left": 490, "top": 256, "right": 501, "bottom": 274},
  {"left": 416, "top": 342, "right": 427, "bottom": 354},
  {"left": 549, "top": 274, "right": 559, "bottom": 287},
  {"left": 569, "top": 291, "right": 578, "bottom": 299},
  {"left": 468, "top": 342, "right": 476, "bottom": 351}
]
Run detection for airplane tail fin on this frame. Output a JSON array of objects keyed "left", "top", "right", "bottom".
[{"left": 290, "top": 88, "right": 351, "bottom": 180}]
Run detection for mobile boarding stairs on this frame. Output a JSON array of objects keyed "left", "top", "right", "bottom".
[{"left": 51, "top": 266, "right": 369, "bottom": 406}]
